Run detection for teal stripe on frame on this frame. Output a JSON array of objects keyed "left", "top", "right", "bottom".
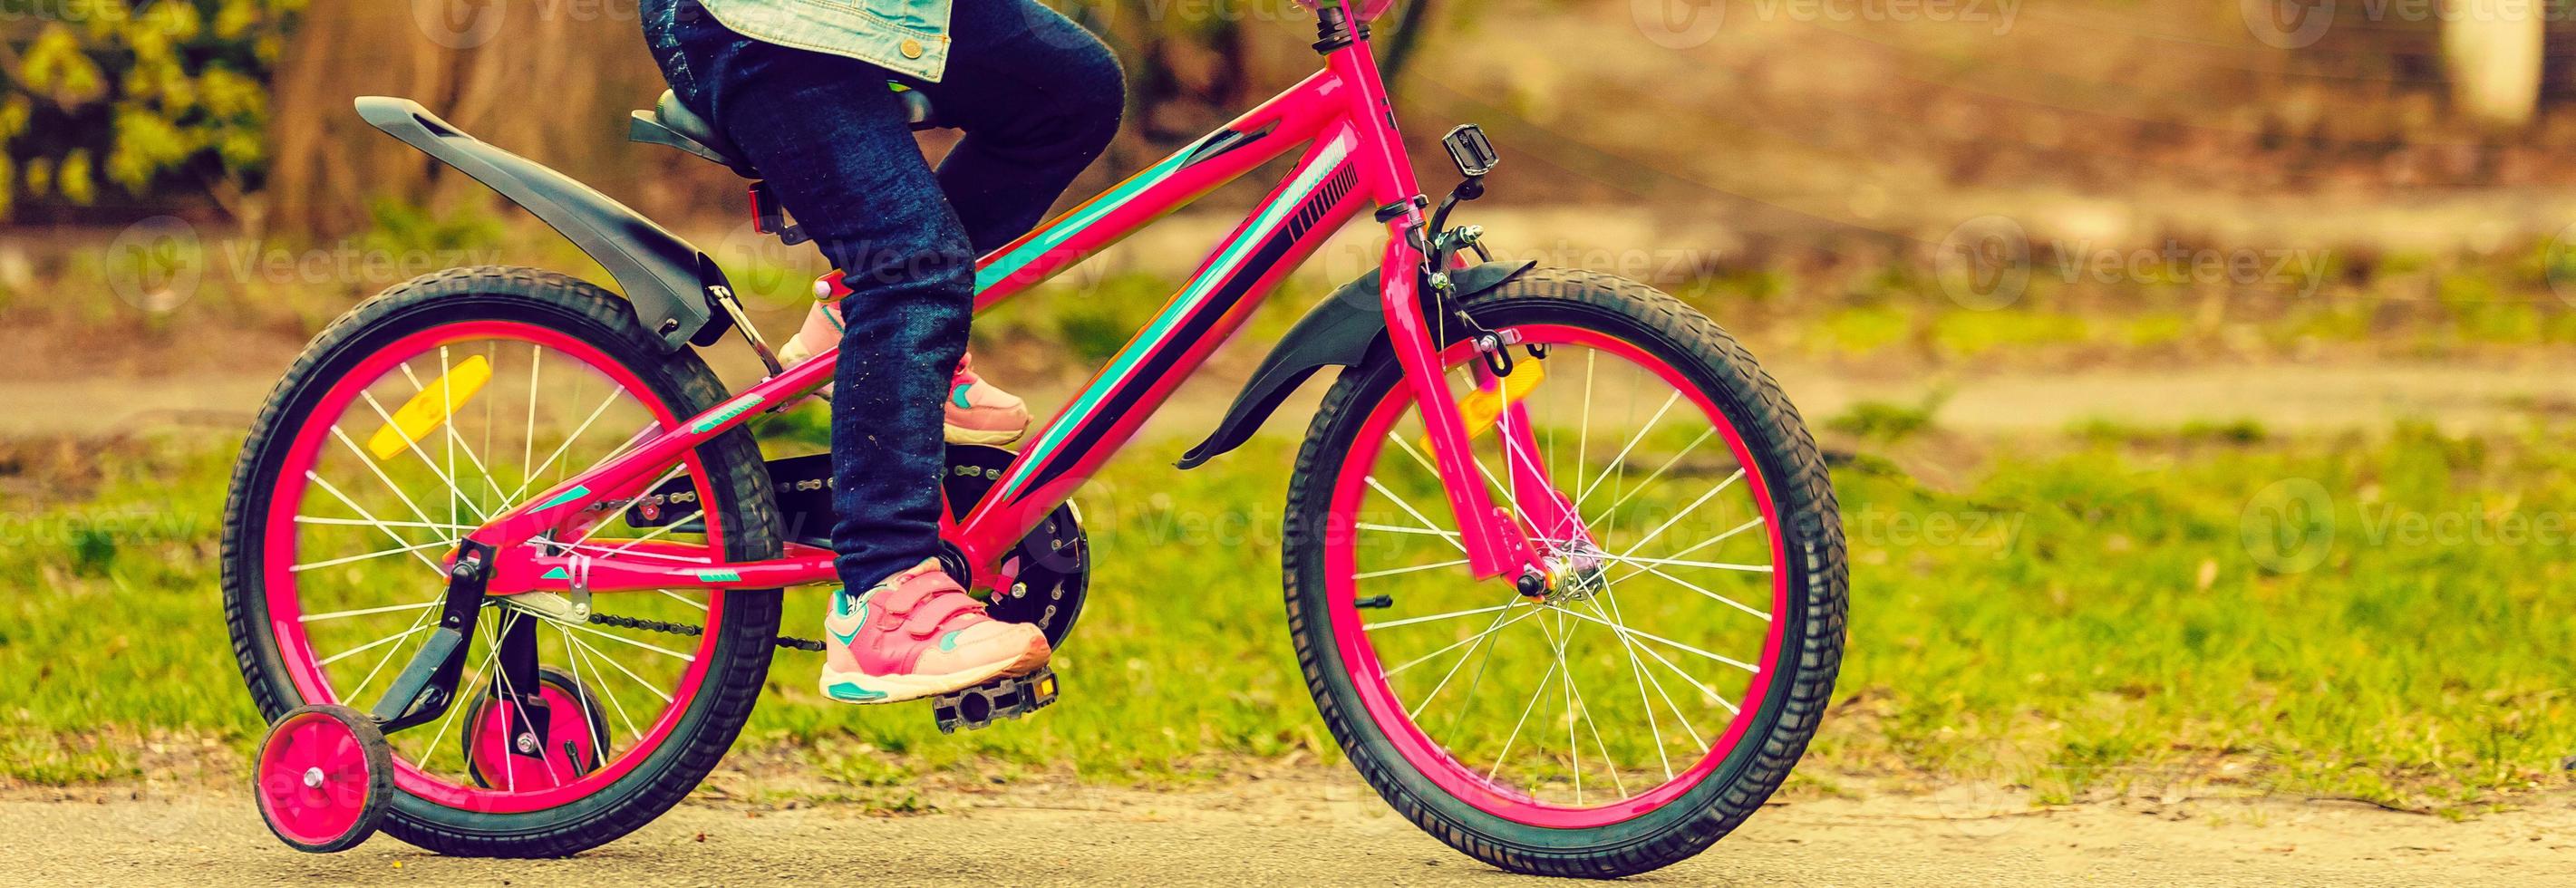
[{"left": 996, "top": 133, "right": 1357, "bottom": 501}]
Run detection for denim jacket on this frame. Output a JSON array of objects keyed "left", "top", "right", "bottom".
[{"left": 697, "top": 0, "right": 954, "bottom": 82}]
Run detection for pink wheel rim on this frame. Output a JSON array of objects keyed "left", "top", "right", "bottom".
[
  {"left": 257, "top": 709, "right": 377, "bottom": 845},
  {"left": 260, "top": 320, "right": 726, "bottom": 814},
  {"left": 1322, "top": 323, "right": 1791, "bottom": 829}
]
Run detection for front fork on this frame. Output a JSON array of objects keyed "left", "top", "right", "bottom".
[{"left": 1375, "top": 238, "right": 1583, "bottom": 589}]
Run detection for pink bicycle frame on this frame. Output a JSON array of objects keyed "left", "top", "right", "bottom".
[{"left": 467, "top": 19, "right": 1544, "bottom": 596}]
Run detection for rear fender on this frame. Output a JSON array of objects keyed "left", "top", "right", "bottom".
[{"left": 355, "top": 96, "right": 732, "bottom": 352}]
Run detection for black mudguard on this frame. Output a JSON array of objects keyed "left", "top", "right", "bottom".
[
  {"left": 355, "top": 96, "right": 732, "bottom": 352},
  {"left": 1176, "top": 260, "right": 1536, "bottom": 468}
]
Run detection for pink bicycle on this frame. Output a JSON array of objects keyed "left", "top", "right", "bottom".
[{"left": 226, "top": 1, "right": 1845, "bottom": 876}]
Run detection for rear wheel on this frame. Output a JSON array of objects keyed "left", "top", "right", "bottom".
[
  {"left": 1283, "top": 269, "right": 1845, "bottom": 877},
  {"left": 223, "top": 267, "right": 782, "bottom": 856}
]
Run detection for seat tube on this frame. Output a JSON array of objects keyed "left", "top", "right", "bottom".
[{"left": 1325, "top": 29, "right": 1533, "bottom": 581}]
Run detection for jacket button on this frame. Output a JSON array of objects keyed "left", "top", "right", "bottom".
[{"left": 899, "top": 38, "right": 924, "bottom": 59}]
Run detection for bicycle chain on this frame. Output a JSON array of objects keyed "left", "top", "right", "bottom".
[{"left": 587, "top": 612, "right": 824, "bottom": 652}]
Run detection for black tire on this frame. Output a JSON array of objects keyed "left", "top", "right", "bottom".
[
  {"left": 1282, "top": 268, "right": 1847, "bottom": 878},
  {"left": 221, "top": 266, "right": 782, "bottom": 857}
]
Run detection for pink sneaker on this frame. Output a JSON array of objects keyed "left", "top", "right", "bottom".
[
  {"left": 944, "top": 353, "right": 1032, "bottom": 446},
  {"left": 818, "top": 559, "right": 1051, "bottom": 704},
  {"left": 775, "top": 301, "right": 1031, "bottom": 446}
]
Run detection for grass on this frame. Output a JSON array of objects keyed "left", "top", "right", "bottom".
[{"left": 8, "top": 414, "right": 2576, "bottom": 814}]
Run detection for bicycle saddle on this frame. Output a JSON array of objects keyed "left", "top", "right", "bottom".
[{"left": 629, "top": 86, "right": 940, "bottom": 179}]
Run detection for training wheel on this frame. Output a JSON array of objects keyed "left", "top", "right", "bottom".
[
  {"left": 461, "top": 665, "right": 610, "bottom": 790},
  {"left": 253, "top": 703, "right": 393, "bottom": 854}
]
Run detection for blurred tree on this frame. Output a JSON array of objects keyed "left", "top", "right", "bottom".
[
  {"left": 2439, "top": 5, "right": 2542, "bottom": 129},
  {"left": 264, "top": 0, "right": 669, "bottom": 236},
  {"left": 0, "top": 0, "right": 300, "bottom": 223}
]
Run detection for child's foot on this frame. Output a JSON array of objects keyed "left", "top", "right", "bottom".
[
  {"left": 774, "top": 302, "right": 1032, "bottom": 446},
  {"left": 944, "top": 353, "right": 1032, "bottom": 446},
  {"left": 818, "top": 559, "right": 1051, "bottom": 704}
]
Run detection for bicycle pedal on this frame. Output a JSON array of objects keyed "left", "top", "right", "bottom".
[{"left": 933, "top": 667, "right": 1058, "bottom": 734}]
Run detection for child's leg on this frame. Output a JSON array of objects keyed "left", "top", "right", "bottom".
[
  {"left": 656, "top": 0, "right": 1007, "bottom": 605},
  {"left": 921, "top": 0, "right": 1128, "bottom": 253}
]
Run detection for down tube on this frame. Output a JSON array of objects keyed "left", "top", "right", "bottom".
[{"left": 953, "top": 130, "right": 1370, "bottom": 573}]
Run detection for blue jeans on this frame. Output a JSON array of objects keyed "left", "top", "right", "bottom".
[{"left": 642, "top": 0, "right": 1123, "bottom": 590}]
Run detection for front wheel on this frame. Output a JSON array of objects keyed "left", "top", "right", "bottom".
[{"left": 1283, "top": 269, "right": 1846, "bottom": 877}]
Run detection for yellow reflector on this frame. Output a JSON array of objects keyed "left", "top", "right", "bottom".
[
  {"left": 365, "top": 353, "right": 492, "bottom": 461},
  {"left": 1419, "top": 357, "right": 1545, "bottom": 454}
]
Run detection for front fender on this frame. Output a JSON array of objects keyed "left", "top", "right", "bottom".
[
  {"left": 1175, "top": 260, "right": 1536, "bottom": 468},
  {"left": 356, "top": 96, "right": 732, "bottom": 352}
]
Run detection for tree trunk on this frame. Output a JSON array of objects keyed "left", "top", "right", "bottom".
[
  {"left": 2439, "top": 1, "right": 2543, "bottom": 130},
  {"left": 267, "top": 0, "right": 691, "bottom": 236}
]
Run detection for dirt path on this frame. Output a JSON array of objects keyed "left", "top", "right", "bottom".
[{"left": 11, "top": 773, "right": 2573, "bottom": 887}]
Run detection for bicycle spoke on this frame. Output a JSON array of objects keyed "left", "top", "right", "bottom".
[
  {"left": 290, "top": 537, "right": 459, "bottom": 573},
  {"left": 1611, "top": 562, "right": 1771, "bottom": 622},
  {"left": 315, "top": 624, "right": 433, "bottom": 668},
  {"left": 1404, "top": 600, "right": 1530, "bottom": 720},
  {"left": 1363, "top": 474, "right": 1467, "bottom": 554},
  {"left": 344, "top": 603, "right": 440, "bottom": 705},
  {"left": 560, "top": 628, "right": 676, "bottom": 704},
  {"left": 1588, "top": 586, "right": 1707, "bottom": 751},
  {"left": 1550, "top": 604, "right": 1758, "bottom": 675},
  {"left": 1609, "top": 516, "right": 1767, "bottom": 584},
  {"left": 1574, "top": 391, "right": 1679, "bottom": 505},
  {"left": 504, "top": 383, "right": 629, "bottom": 505},
  {"left": 294, "top": 516, "right": 477, "bottom": 533},
  {"left": 1354, "top": 558, "right": 1470, "bottom": 580},
  {"left": 1593, "top": 427, "right": 1716, "bottom": 526},
  {"left": 1613, "top": 468, "right": 1744, "bottom": 564},
  {"left": 1353, "top": 522, "right": 1461, "bottom": 540},
  {"left": 564, "top": 622, "right": 644, "bottom": 741},
  {"left": 1365, "top": 603, "right": 1520, "bottom": 632},
  {"left": 300, "top": 598, "right": 441, "bottom": 623},
  {"left": 302, "top": 470, "right": 450, "bottom": 576},
  {"left": 359, "top": 390, "right": 491, "bottom": 523},
  {"left": 1485, "top": 655, "right": 1561, "bottom": 783},
  {"left": 1386, "top": 604, "right": 1540, "bottom": 679},
  {"left": 324, "top": 427, "right": 449, "bottom": 541},
  {"left": 1581, "top": 586, "right": 1673, "bottom": 780}
]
